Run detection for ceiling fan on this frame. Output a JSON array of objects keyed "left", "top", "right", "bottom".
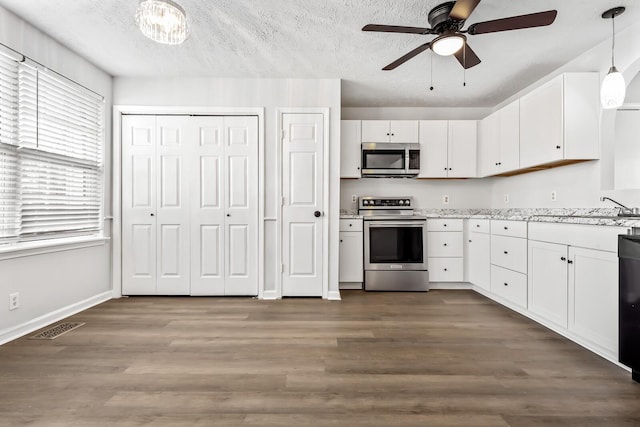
[{"left": 362, "top": 0, "right": 557, "bottom": 70}]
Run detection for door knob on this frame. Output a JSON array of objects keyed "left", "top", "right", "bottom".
[{"left": 314, "top": 211, "right": 321, "bottom": 218}]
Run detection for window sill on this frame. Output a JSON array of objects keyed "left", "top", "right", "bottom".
[{"left": 0, "top": 236, "right": 110, "bottom": 261}]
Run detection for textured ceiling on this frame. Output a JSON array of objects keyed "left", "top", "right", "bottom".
[{"left": 0, "top": 0, "right": 638, "bottom": 107}]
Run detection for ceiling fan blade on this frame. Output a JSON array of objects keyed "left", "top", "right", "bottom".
[
  {"left": 467, "top": 10, "right": 557, "bottom": 35},
  {"left": 382, "top": 43, "right": 431, "bottom": 70},
  {"left": 453, "top": 42, "right": 481, "bottom": 69},
  {"left": 449, "top": 0, "right": 481, "bottom": 22},
  {"left": 362, "top": 24, "right": 433, "bottom": 35}
]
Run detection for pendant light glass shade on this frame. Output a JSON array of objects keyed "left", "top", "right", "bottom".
[
  {"left": 431, "top": 34, "right": 465, "bottom": 56},
  {"left": 601, "top": 7, "right": 626, "bottom": 109},
  {"left": 136, "top": 0, "right": 189, "bottom": 45},
  {"left": 601, "top": 66, "right": 626, "bottom": 109}
]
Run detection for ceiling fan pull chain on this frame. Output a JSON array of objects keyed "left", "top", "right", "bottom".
[
  {"left": 430, "top": 52, "right": 434, "bottom": 91},
  {"left": 463, "top": 44, "right": 467, "bottom": 87}
]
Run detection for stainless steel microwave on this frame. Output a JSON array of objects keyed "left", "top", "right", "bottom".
[{"left": 361, "top": 143, "right": 420, "bottom": 178}]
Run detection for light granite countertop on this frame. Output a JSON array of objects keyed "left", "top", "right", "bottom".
[{"left": 340, "top": 208, "right": 640, "bottom": 228}]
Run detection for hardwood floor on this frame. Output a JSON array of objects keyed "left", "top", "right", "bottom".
[{"left": 1, "top": 290, "right": 639, "bottom": 426}]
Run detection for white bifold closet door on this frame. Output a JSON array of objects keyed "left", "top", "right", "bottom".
[
  {"left": 121, "top": 115, "right": 258, "bottom": 296},
  {"left": 190, "top": 116, "right": 258, "bottom": 296}
]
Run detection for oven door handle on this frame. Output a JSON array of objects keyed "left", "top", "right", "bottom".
[{"left": 366, "top": 221, "right": 426, "bottom": 227}]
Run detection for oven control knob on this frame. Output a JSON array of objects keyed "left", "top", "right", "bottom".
[
  {"left": 363, "top": 200, "right": 369, "bottom": 205},
  {"left": 399, "top": 200, "right": 404, "bottom": 205},
  {"left": 405, "top": 199, "right": 411, "bottom": 206}
]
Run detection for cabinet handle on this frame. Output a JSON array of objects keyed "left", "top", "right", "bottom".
[
  {"left": 391, "top": 133, "right": 395, "bottom": 136},
  {"left": 386, "top": 133, "right": 390, "bottom": 136},
  {"left": 495, "top": 162, "right": 499, "bottom": 166},
  {"left": 444, "top": 243, "right": 448, "bottom": 246},
  {"left": 504, "top": 282, "right": 509, "bottom": 287},
  {"left": 150, "top": 213, "right": 155, "bottom": 217},
  {"left": 469, "top": 239, "right": 472, "bottom": 243},
  {"left": 340, "top": 239, "right": 343, "bottom": 243},
  {"left": 556, "top": 145, "right": 561, "bottom": 149},
  {"left": 476, "top": 224, "right": 480, "bottom": 228},
  {"left": 443, "top": 224, "right": 447, "bottom": 227},
  {"left": 357, "top": 167, "right": 360, "bottom": 170},
  {"left": 568, "top": 260, "right": 574, "bottom": 264},
  {"left": 504, "top": 251, "right": 508, "bottom": 254},
  {"left": 444, "top": 167, "right": 448, "bottom": 171},
  {"left": 560, "top": 257, "right": 566, "bottom": 261},
  {"left": 227, "top": 214, "right": 231, "bottom": 217},
  {"left": 349, "top": 224, "right": 352, "bottom": 227},
  {"left": 449, "top": 168, "right": 452, "bottom": 171},
  {"left": 504, "top": 226, "right": 508, "bottom": 230},
  {"left": 444, "top": 268, "right": 448, "bottom": 271}
]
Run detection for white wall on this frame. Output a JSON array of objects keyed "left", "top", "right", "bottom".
[
  {"left": 0, "top": 6, "right": 113, "bottom": 342},
  {"left": 113, "top": 77, "right": 342, "bottom": 299}
]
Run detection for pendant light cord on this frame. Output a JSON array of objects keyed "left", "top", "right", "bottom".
[{"left": 611, "top": 15, "right": 616, "bottom": 67}]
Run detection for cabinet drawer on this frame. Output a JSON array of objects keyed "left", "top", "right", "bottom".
[
  {"left": 491, "top": 235, "right": 527, "bottom": 273},
  {"left": 468, "top": 219, "right": 489, "bottom": 234},
  {"left": 428, "top": 232, "right": 463, "bottom": 257},
  {"left": 491, "top": 220, "right": 527, "bottom": 238},
  {"left": 491, "top": 265, "right": 527, "bottom": 308},
  {"left": 428, "top": 258, "right": 463, "bottom": 282},
  {"left": 427, "top": 218, "right": 463, "bottom": 232},
  {"left": 340, "top": 219, "right": 363, "bottom": 232}
]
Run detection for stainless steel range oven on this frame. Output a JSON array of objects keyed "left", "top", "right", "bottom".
[{"left": 360, "top": 196, "right": 428, "bottom": 291}]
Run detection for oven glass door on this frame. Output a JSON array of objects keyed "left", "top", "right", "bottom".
[
  {"left": 362, "top": 149, "right": 405, "bottom": 170},
  {"left": 365, "top": 221, "right": 426, "bottom": 270}
]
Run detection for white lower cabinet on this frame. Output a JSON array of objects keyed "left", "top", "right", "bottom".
[
  {"left": 568, "top": 247, "right": 618, "bottom": 356},
  {"left": 467, "top": 219, "right": 490, "bottom": 291},
  {"left": 428, "top": 219, "right": 463, "bottom": 282},
  {"left": 527, "top": 240, "right": 569, "bottom": 328},
  {"left": 491, "top": 265, "right": 527, "bottom": 308},
  {"left": 339, "top": 219, "right": 363, "bottom": 288}
]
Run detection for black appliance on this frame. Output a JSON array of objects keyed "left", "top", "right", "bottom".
[{"left": 619, "top": 234, "right": 640, "bottom": 383}]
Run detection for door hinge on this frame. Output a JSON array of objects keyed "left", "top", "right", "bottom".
[
  {"left": 281, "top": 196, "right": 285, "bottom": 206},
  {"left": 281, "top": 129, "right": 285, "bottom": 141},
  {"left": 280, "top": 263, "right": 284, "bottom": 273}
]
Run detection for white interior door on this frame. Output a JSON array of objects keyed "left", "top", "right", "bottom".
[
  {"left": 122, "top": 115, "right": 158, "bottom": 295},
  {"left": 190, "top": 116, "right": 225, "bottom": 295},
  {"left": 224, "top": 116, "right": 258, "bottom": 296},
  {"left": 155, "top": 116, "right": 191, "bottom": 295},
  {"left": 282, "top": 113, "right": 324, "bottom": 297}
]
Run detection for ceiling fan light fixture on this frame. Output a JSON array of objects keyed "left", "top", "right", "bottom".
[
  {"left": 600, "top": 6, "right": 626, "bottom": 109},
  {"left": 136, "top": 0, "right": 189, "bottom": 45},
  {"left": 431, "top": 34, "right": 465, "bottom": 56}
]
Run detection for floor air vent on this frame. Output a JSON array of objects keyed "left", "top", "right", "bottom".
[{"left": 29, "top": 322, "right": 85, "bottom": 340}]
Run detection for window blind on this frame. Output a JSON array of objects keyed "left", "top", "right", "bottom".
[
  {"left": 0, "top": 48, "right": 104, "bottom": 243},
  {"left": 0, "top": 54, "right": 20, "bottom": 239}
]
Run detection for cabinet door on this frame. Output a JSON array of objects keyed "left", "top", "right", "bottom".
[
  {"left": 340, "top": 120, "right": 361, "bottom": 178},
  {"left": 568, "top": 247, "right": 618, "bottom": 356},
  {"left": 419, "top": 120, "right": 448, "bottom": 178},
  {"left": 468, "top": 232, "right": 490, "bottom": 291},
  {"left": 528, "top": 240, "right": 568, "bottom": 328},
  {"left": 520, "top": 75, "right": 563, "bottom": 168},
  {"left": 448, "top": 120, "right": 477, "bottom": 178},
  {"left": 339, "top": 232, "right": 363, "bottom": 283},
  {"left": 498, "top": 100, "right": 520, "bottom": 173},
  {"left": 361, "top": 120, "right": 390, "bottom": 143},
  {"left": 389, "top": 120, "right": 419, "bottom": 142},
  {"left": 478, "top": 112, "right": 499, "bottom": 177}
]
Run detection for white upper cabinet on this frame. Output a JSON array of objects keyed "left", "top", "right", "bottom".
[
  {"left": 340, "top": 120, "right": 361, "bottom": 178},
  {"left": 478, "top": 100, "right": 520, "bottom": 177},
  {"left": 447, "top": 120, "right": 477, "bottom": 178},
  {"left": 361, "top": 120, "right": 419, "bottom": 143},
  {"left": 419, "top": 120, "right": 448, "bottom": 178},
  {"left": 419, "top": 120, "right": 477, "bottom": 178},
  {"left": 519, "top": 73, "right": 599, "bottom": 169}
]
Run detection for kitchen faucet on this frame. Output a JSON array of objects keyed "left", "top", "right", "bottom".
[{"left": 600, "top": 197, "right": 640, "bottom": 216}]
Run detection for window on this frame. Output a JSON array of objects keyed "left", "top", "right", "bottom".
[{"left": 0, "top": 50, "right": 104, "bottom": 245}]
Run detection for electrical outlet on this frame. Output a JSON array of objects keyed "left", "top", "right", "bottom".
[
  {"left": 504, "top": 194, "right": 510, "bottom": 204},
  {"left": 9, "top": 292, "right": 19, "bottom": 311},
  {"left": 551, "top": 191, "right": 557, "bottom": 202},
  {"left": 351, "top": 194, "right": 357, "bottom": 203},
  {"left": 442, "top": 195, "right": 450, "bottom": 205}
]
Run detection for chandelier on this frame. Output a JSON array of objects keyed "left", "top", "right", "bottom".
[{"left": 136, "top": 0, "right": 189, "bottom": 45}]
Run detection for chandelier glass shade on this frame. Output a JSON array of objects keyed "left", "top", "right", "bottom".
[
  {"left": 136, "top": 0, "right": 189, "bottom": 45},
  {"left": 600, "top": 6, "right": 626, "bottom": 109}
]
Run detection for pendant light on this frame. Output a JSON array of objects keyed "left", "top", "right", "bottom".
[
  {"left": 136, "top": 0, "right": 189, "bottom": 45},
  {"left": 600, "top": 7, "right": 626, "bottom": 109}
]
